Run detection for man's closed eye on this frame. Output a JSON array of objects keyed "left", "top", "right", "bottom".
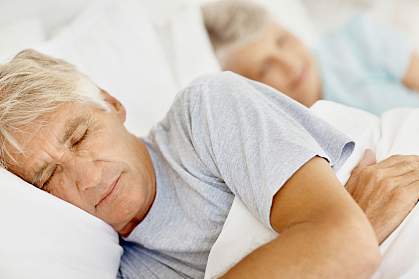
[{"left": 41, "top": 166, "right": 57, "bottom": 191}]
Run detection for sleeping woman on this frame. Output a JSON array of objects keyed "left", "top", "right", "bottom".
[{"left": 202, "top": 0, "right": 419, "bottom": 115}]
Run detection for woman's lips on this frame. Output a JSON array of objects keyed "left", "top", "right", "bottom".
[{"left": 96, "top": 174, "right": 121, "bottom": 207}]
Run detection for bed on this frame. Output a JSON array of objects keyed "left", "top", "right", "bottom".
[{"left": 0, "top": 0, "right": 418, "bottom": 278}]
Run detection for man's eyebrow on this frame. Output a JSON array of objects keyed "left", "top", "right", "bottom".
[
  {"left": 32, "top": 116, "right": 90, "bottom": 186},
  {"left": 60, "top": 116, "right": 90, "bottom": 145},
  {"left": 32, "top": 163, "right": 48, "bottom": 186}
]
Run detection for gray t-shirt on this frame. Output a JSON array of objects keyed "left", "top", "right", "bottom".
[{"left": 118, "top": 72, "right": 354, "bottom": 278}]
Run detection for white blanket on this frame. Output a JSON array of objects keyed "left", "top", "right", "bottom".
[{"left": 205, "top": 101, "right": 419, "bottom": 279}]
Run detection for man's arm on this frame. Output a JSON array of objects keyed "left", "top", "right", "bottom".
[
  {"left": 403, "top": 51, "right": 419, "bottom": 92},
  {"left": 220, "top": 157, "right": 381, "bottom": 279}
]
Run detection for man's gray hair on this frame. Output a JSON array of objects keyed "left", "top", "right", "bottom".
[
  {"left": 0, "top": 49, "right": 107, "bottom": 167},
  {"left": 202, "top": 0, "right": 271, "bottom": 61}
]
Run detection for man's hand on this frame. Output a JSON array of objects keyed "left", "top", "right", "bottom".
[
  {"left": 221, "top": 157, "right": 380, "bottom": 279},
  {"left": 346, "top": 150, "right": 419, "bottom": 243}
]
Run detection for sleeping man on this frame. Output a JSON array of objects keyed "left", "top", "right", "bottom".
[{"left": 1, "top": 49, "right": 419, "bottom": 279}]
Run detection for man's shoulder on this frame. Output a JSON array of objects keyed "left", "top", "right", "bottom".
[
  {"left": 173, "top": 71, "right": 265, "bottom": 116},
  {"left": 188, "top": 71, "right": 246, "bottom": 88},
  {"left": 178, "top": 71, "right": 251, "bottom": 102},
  {"left": 153, "top": 72, "right": 249, "bottom": 137}
]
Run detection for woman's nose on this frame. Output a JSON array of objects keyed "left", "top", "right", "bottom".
[
  {"left": 274, "top": 51, "right": 300, "bottom": 77},
  {"left": 281, "top": 56, "right": 299, "bottom": 75}
]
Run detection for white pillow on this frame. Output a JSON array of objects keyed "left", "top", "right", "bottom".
[
  {"left": 38, "top": 0, "right": 178, "bottom": 137},
  {"left": 155, "top": 4, "right": 221, "bottom": 89},
  {"left": 0, "top": 18, "right": 46, "bottom": 62},
  {"left": 149, "top": 0, "right": 317, "bottom": 45},
  {"left": 186, "top": 0, "right": 318, "bottom": 45},
  {"left": 0, "top": 168, "right": 122, "bottom": 279},
  {"left": 0, "top": 0, "right": 89, "bottom": 37},
  {"left": 145, "top": 0, "right": 317, "bottom": 89},
  {"left": 0, "top": 0, "right": 177, "bottom": 278}
]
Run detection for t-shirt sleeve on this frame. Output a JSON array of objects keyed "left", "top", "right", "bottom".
[{"left": 182, "top": 72, "right": 354, "bottom": 230}]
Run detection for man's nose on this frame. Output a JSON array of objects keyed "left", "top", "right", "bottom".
[{"left": 66, "top": 157, "right": 101, "bottom": 192}]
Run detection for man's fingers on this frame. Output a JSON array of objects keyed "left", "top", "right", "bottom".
[
  {"left": 376, "top": 155, "right": 419, "bottom": 169},
  {"left": 405, "top": 180, "right": 419, "bottom": 201},
  {"left": 390, "top": 170, "right": 419, "bottom": 189},
  {"left": 358, "top": 149, "right": 377, "bottom": 168},
  {"left": 381, "top": 161, "right": 419, "bottom": 178},
  {"left": 352, "top": 149, "right": 377, "bottom": 176}
]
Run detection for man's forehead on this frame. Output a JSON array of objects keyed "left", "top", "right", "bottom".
[{"left": 6, "top": 105, "right": 93, "bottom": 180}]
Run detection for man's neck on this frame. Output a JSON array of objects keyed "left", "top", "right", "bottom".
[{"left": 118, "top": 137, "right": 157, "bottom": 237}]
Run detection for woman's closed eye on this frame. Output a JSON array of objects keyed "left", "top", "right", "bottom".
[{"left": 276, "top": 34, "right": 289, "bottom": 47}]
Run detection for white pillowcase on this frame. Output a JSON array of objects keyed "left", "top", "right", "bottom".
[
  {"left": 0, "top": 169, "right": 122, "bottom": 279},
  {"left": 38, "top": 0, "right": 177, "bottom": 137},
  {"left": 148, "top": 0, "right": 317, "bottom": 46},
  {"left": 146, "top": 0, "right": 317, "bottom": 89},
  {"left": 0, "top": 0, "right": 89, "bottom": 37},
  {"left": 0, "top": 18, "right": 46, "bottom": 62},
  {"left": 0, "top": 0, "right": 178, "bottom": 278},
  {"left": 154, "top": 4, "right": 221, "bottom": 89}
]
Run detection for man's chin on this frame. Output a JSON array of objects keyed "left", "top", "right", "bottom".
[{"left": 118, "top": 218, "right": 141, "bottom": 237}]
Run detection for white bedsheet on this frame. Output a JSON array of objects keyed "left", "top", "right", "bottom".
[{"left": 205, "top": 100, "right": 419, "bottom": 279}]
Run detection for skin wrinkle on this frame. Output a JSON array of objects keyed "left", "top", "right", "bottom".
[
  {"left": 32, "top": 115, "right": 94, "bottom": 188},
  {"left": 0, "top": 49, "right": 155, "bottom": 235},
  {"left": 7, "top": 94, "right": 157, "bottom": 236},
  {"left": 61, "top": 115, "right": 90, "bottom": 145}
]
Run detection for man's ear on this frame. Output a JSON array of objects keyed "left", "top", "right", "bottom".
[{"left": 100, "top": 89, "right": 126, "bottom": 123}]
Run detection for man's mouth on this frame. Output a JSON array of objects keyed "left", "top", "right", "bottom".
[{"left": 96, "top": 174, "right": 121, "bottom": 207}]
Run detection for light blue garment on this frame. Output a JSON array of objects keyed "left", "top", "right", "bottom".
[
  {"left": 313, "top": 15, "right": 419, "bottom": 115},
  {"left": 117, "top": 72, "right": 353, "bottom": 278}
]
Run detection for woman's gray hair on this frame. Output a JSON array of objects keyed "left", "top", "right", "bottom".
[
  {"left": 0, "top": 49, "right": 107, "bottom": 167},
  {"left": 202, "top": 0, "right": 271, "bottom": 62}
]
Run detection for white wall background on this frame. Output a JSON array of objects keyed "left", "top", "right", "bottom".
[{"left": 1, "top": 0, "right": 418, "bottom": 40}]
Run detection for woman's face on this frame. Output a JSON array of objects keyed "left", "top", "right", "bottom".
[{"left": 222, "top": 22, "right": 322, "bottom": 107}]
